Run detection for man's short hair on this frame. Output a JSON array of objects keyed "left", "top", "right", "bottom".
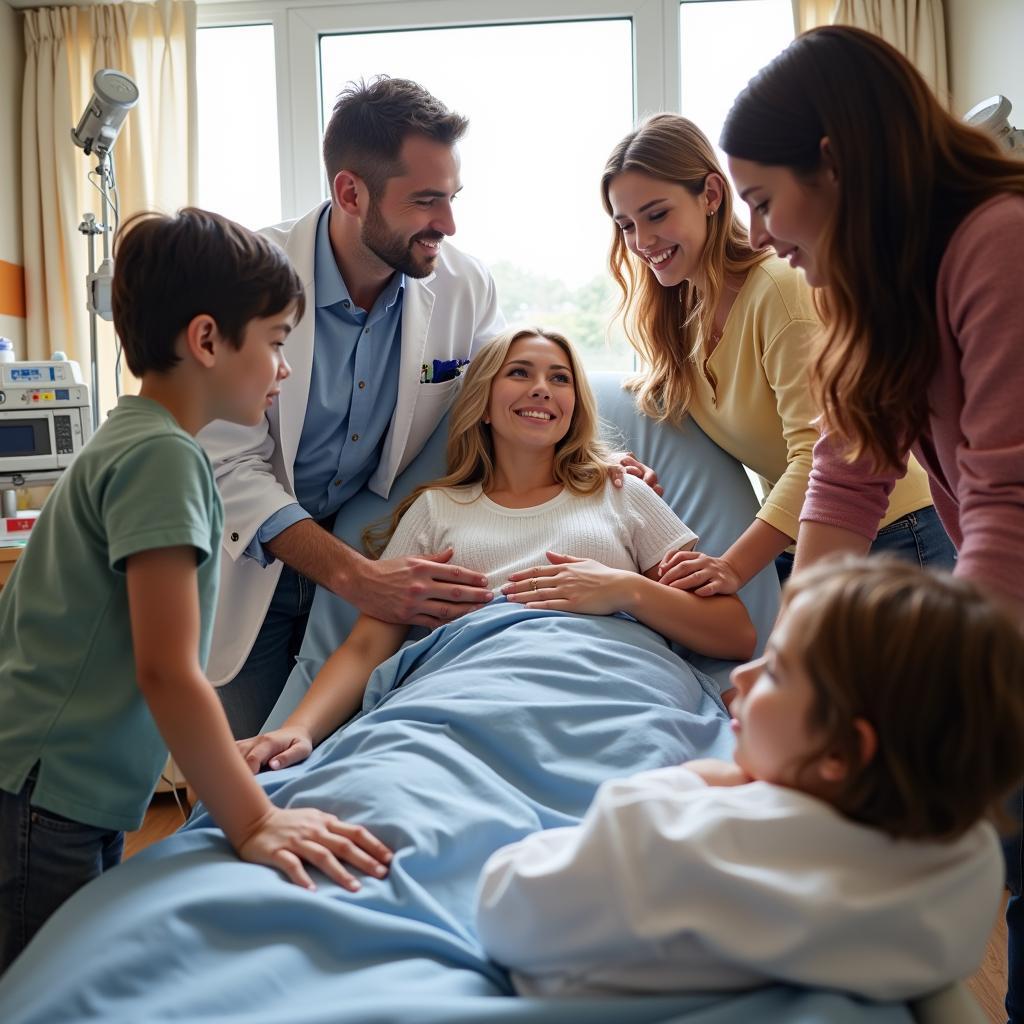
[
  {"left": 111, "top": 207, "right": 305, "bottom": 376},
  {"left": 322, "top": 76, "right": 468, "bottom": 199}
]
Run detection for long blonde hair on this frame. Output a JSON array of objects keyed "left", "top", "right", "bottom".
[
  {"left": 364, "top": 327, "right": 615, "bottom": 556},
  {"left": 602, "top": 114, "right": 770, "bottom": 424},
  {"left": 721, "top": 26, "right": 1024, "bottom": 470}
]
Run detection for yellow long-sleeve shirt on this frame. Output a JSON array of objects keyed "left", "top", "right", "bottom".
[{"left": 687, "top": 256, "right": 933, "bottom": 541}]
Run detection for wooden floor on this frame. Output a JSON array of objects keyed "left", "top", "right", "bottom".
[
  {"left": 127, "top": 794, "right": 1011, "bottom": 1022},
  {"left": 124, "top": 790, "right": 190, "bottom": 859},
  {"left": 968, "top": 890, "right": 1010, "bottom": 1023}
]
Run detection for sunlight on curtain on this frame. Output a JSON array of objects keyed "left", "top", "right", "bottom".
[
  {"left": 21, "top": 0, "right": 196, "bottom": 408},
  {"left": 791, "top": 0, "right": 838, "bottom": 33},
  {"left": 832, "top": 0, "right": 947, "bottom": 102}
]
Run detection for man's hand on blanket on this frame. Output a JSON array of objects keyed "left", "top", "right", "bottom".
[
  {"left": 613, "top": 452, "right": 663, "bottom": 495},
  {"left": 361, "top": 548, "right": 493, "bottom": 627},
  {"left": 682, "top": 758, "right": 752, "bottom": 787},
  {"left": 237, "top": 726, "right": 314, "bottom": 773},
  {"left": 236, "top": 806, "right": 394, "bottom": 893},
  {"left": 659, "top": 549, "right": 742, "bottom": 597},
  {"left": 502, "top": 552, "right": 632, "bottom": 614}
]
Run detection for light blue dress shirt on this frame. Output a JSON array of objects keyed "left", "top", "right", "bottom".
[{"left": 246, "top": 207, "right": 404, "bottom": 565}]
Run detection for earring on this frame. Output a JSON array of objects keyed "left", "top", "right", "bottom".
[{"left": 707, "top": 207, "right": 716, "bottom": 218}]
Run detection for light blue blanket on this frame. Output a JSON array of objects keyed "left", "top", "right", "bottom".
[{"left": 0, "top": 601, "right": 911, "bottom": 1024}]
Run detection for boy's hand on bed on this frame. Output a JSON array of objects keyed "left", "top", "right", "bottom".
[
  {"left": 236, "top": 807, "right": 393, "bottom": 893},
  {"left": 237, "top": 727, "right": 314, "bottom": 773},
  {"left": 682, "top": 758, "right": 752, "bottom": 787},
  {"left": 659, "top": 550, "right": 742, "bottom": 596},
  {"left": 502, "top": 552, "right": 632, "bottom": 615},
  {"left": 614, "top": 453, "right": 664, "bottom": 496}
]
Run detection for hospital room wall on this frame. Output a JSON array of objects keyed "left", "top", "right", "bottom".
[
  {"left": 0, "top": 0, "right": 25, "bottom": 357},
  {"left": 946, "top": 0, "right": 1024, "bottom": 117}
]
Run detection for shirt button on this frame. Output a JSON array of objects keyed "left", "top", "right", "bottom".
[
  {"left": 230, "top": 531, "right": 239, "bottom": 542},
  {"left": 351, "top": 433, "right": 360, "bottom": 442},
  {"left": 334, "top": 479, "right": 342, "bottom": 487},
  {"left": 342, "top": 300, "right": 350, "bottom": 308},
  {"left": 358, "top": 380, "right": 366, "bottom": 389},
  {"left": 364, "top": 328, "right": 370, "bottom": 335}
]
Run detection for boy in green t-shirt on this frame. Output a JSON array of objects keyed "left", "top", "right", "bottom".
[{"left": 0, "top": 208, "right": 392, "bottom": 973}]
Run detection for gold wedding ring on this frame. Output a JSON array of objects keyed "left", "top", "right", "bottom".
[{"left": 529, "top": 578, "right": 538, "bottom": 592}]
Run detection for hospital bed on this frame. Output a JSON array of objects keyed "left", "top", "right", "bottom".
[{"left": 0, "top": 373, "right": 987, "bottom": 1024}]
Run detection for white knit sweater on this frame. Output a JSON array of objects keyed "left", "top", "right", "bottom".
[{"left": 381, "top": 474, "right": 698, "bottom": 590}]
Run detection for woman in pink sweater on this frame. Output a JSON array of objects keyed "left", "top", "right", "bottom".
[{"left": 720, "top": 24, "right": 1024, "bottom": 1023}]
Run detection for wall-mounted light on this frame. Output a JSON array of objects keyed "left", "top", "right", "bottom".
[{"left": 965, "top": 94, "right": 1024, "bottom": 153}]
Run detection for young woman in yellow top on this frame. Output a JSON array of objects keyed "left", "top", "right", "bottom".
[{"left": 600, "top": 114, "right": 952, "bottom": 594}]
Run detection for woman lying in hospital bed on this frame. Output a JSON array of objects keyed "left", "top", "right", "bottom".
[{"left": 236, "top": 325, "right": 754, "bottom": 776}]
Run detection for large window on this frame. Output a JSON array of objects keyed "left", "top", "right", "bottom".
[
  {"left": 196, "top": 0, "right": 796, "bottom": 369},
  {"left": 680, "top": 0, "right": 794, "bottom": 170},
  {"left": 197, "top": 24, "right": 282, "bottom": 229},
  {"left": 320, "top": 20, "right": 633, "bottom": 368}
]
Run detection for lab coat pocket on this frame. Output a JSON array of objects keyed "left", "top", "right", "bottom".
[{"left": 399, "top": 377, "right": 462, "bottom": 475}]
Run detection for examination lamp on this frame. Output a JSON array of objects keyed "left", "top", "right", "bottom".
[
  {"left": 965, "top": 94, "right": 1024, "bottom": 154},
  {"left": 72, "top": 68, "right": 139, "bottom": 429},
  {"left": 71, "top": 68, "right": 139, "bottom": 157}
]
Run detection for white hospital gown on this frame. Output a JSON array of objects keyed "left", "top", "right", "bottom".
[{"left": 475, "top": 765, "right": 1002, "bottom": 1001}]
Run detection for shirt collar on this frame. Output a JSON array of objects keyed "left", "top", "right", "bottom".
[{"left": 314, "top": 205, "right": 406, "bottom": 314}]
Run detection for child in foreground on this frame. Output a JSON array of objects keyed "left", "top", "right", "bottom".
[
  {"left": 476, "top": 558, "right": 1024, "bottom": 1000},
  {"left": 0, "top": 209, "right": 391, "bottom": 974}
]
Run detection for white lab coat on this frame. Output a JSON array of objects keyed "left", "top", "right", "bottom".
[
  {"left": 475, "top": 765, "right": 1002, "bottom": 1001},
  {"left": 199, "top": 202, "right": 504, "bottom": 684}
]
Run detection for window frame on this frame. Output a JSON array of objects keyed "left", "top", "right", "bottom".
[{"left": 198, "top": 0, "right": 686, "bottom": 221}]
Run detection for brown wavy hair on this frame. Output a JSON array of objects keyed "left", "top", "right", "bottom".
[
  {"left": 721, "top": 25, "right": 1024, "bottom": 470},
  {"left": 601, "top": 114, "right": 770, "bottom": 423},
  {"left": 783, "top": 557, "right": 1024, "bottom": 841},
  {"left": 364, "top": 327, "right": 616, "bottom": 556}
]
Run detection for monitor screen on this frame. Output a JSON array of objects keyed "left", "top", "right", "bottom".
[{"left": 0, "top": 421, "right": 48, "bottom": 457}]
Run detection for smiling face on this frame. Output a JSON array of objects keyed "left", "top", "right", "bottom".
[
  {"left": 727, "top": 155, "right": 838, "bottom": 287},
  {"left": 359, "top": 133, "right": 462, "bottom": 279},
  {"left": 485, "top": 334, "right": 577, "bottom": 456},
  {"left": 727, "top": 595, "right": 837, "bottom": 794},
  {"left": 606, "top": 169, "right": 717, "bottom": 287},
  {"left": 214, "top": 307, "right": 294, "bottom": 427}
]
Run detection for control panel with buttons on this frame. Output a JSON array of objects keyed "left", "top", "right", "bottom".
[{"left": 1, "top": 358, "right": 92, "bottom": 480}]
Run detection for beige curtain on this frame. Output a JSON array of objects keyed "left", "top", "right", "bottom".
[
  {"left": 831, "top": 0, "right": 948, "bottom": 101},
  {"left": 792, "top": 0, "right": 839, "bottom": 34},
  {"left": 21, "top": 0, "right": 196, "bottom": 406}
]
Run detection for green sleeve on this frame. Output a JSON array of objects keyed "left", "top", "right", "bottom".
[{"left": 103, "top": 435, "right": 220, "bottom": 573}]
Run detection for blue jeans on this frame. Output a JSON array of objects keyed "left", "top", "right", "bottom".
[
  {"left": 1005, "top": 788, "right": 1023, "bottom": 1024},
  {"left": 775, "top": 505, "right": 956, "bottom": 582},
  {"left": 217, "top": 563, "right": 315, "bottom": 740},
  {"left": 0, "top": 770, "right": 123, "bottom": 975}
]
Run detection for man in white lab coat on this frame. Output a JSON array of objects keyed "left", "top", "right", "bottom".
[{"left": 200, "top": 77, "right": 504, "bottom": 737}]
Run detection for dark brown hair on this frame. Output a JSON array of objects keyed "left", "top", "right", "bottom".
[
  {"left": 322, "top": 76, "right": 468, "bottom": 200},
  {"left": 783, "top": 557, "right": 1024, "bottom": 841},
  {"left": 112, "top": 207, "right": 304, "bottom": 376},
  {"left": 720, "top": 25, "right": 1024, "bottom": 470},
  {"left": 601, "top": 115, "right": 770, "bottom": 424}
]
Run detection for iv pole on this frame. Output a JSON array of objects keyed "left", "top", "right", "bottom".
[
  {"left": 78, "top": 209, "right": 103, "bottom": 432},
  {"left": 71, "top": 69, "right": 139, "bottom": 430}
]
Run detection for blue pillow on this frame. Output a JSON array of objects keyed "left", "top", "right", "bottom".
[{"left": 264, "top": 372, "right": 779, "bottom": 729}]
